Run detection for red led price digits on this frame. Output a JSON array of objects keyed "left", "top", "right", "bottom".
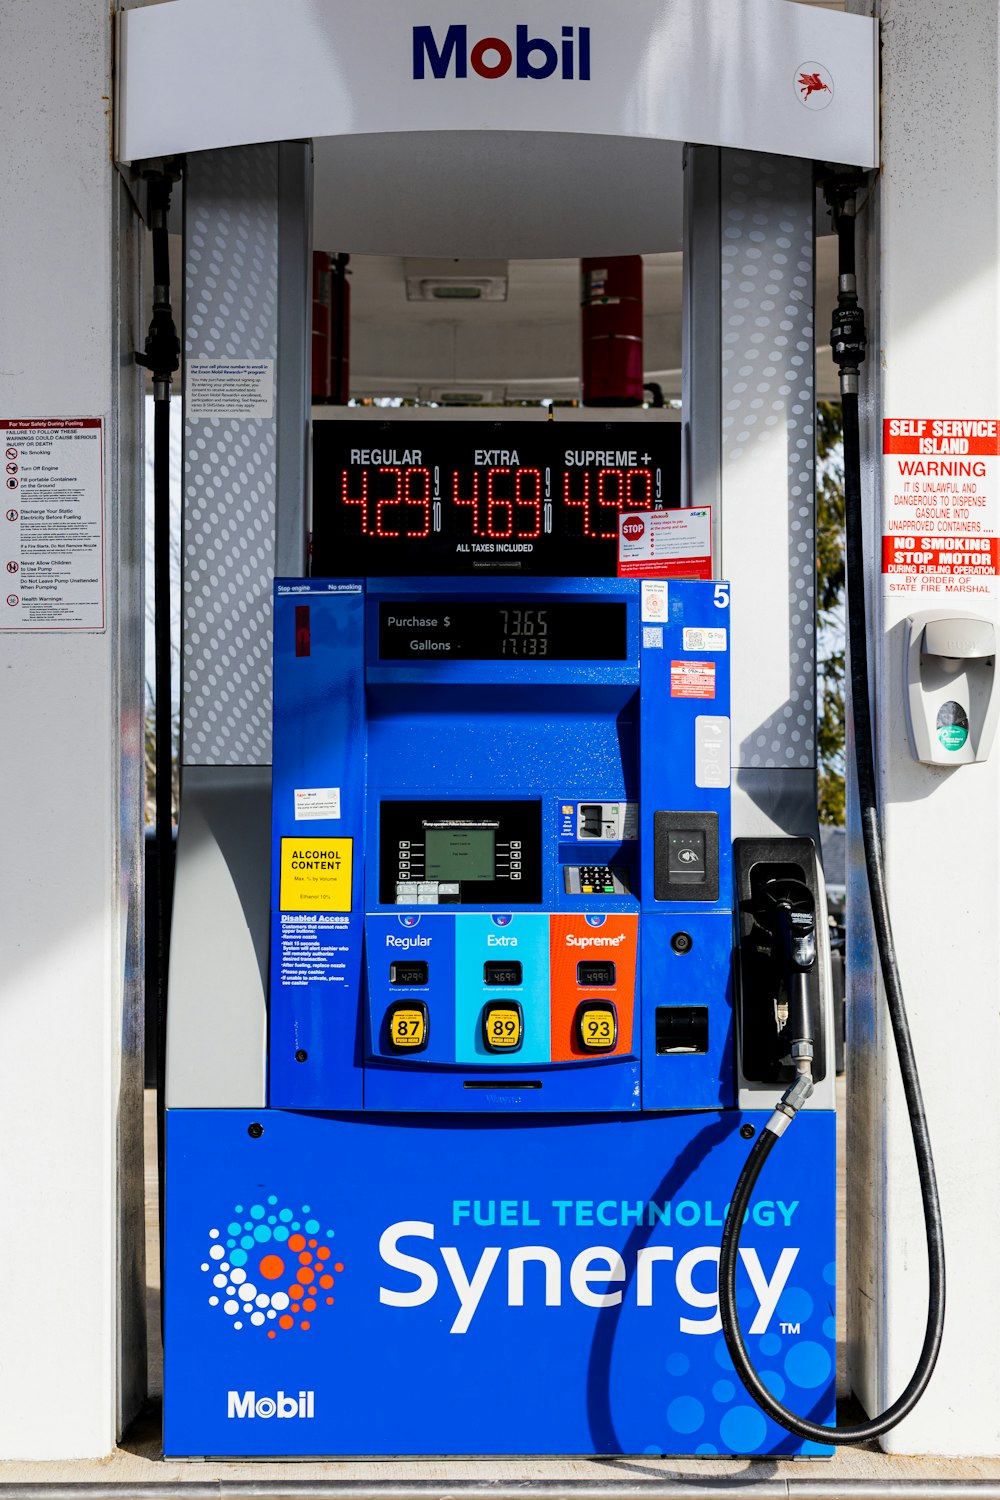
[
  {"left": 453, "top": 470, "right": 480, "bottom": 533},
  {"left": 342, "top": 469, "right": 369, "bottom": 532},
  {"left": 342, "top": 468, "right": 431, "bottom": 537},
  {"left": 563, "top": 469, "right": 653, "bottom": 537},
  {"left": 375, "top": 466, "right": 431, "bottom": 537},
  {"left": 452, "top": 468, "right": 543, "bottom": 538},
  {"left": 487, "top": 468, "right": 514, "bottom": 537},
  {"left": 515, "top": 468, "right": 542, "bottom": 538}
]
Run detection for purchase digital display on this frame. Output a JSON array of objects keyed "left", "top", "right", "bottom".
[
  {"left": 312, "top": 420, "right": 681, "bottom": 576},
  {"left": 379, "top": 601, "right": 627, "bottom": 660}
]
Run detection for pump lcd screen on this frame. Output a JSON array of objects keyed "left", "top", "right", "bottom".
[
  {"left": 311, "top": 419, "right": 680, "bottom": 577},
  {"left": 378, "top": 601, "right": 627, "bottom": 660},
  {"left": 424, "top": 827, "right": 496, "bottom": 881}
]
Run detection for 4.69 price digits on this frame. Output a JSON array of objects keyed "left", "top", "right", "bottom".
[{"left": 453, "top": 467, "right": 542, "bottom": 538}]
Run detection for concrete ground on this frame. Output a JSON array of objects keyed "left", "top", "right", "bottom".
[{"left": 1, "top": 1083, "right": 999, "bottom": 1486}]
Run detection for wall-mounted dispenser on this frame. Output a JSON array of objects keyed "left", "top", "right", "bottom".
[{"left": 904, "top": 609, "right": 998, "bottom": 765}]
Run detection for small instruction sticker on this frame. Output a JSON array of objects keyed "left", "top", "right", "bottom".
[
  {"left": 695, "top": 715, "right": 731, "bottom": 788},
  {"left": 642, "top": 626, "right": 664, "bottom": 649},
  {"left": 0, "top": 418, "right": 105, "bottom": 631},
  {"left": 618, "top": 507, "right": 713, "bottom": 579},
  {"left": 641, "top": 580, "right": 668, "bottom": 622},
  {"left": 294, "top": 787, "right": 341, "bottom": 821},
  {"left": 187, "top": 358, "right": 275, "bottom": 419},
  {"left": 280, "top": 838, "right": 353, "bottom": 912},
  {"left": 682, "top": 627, "right": 727, "bottom": 652},
  {"left": 670, "top": 660, "right": 716, "bottom": 699}
]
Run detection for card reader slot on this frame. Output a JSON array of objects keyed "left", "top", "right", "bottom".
[{"left": 463, "top": 1080, "right": 543, "bottom": 1090}]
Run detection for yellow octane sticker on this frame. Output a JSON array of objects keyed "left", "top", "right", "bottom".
[
  {"left": 579, "top": 1008, "right": 616, "bottom": 1050},
  {"left": 485, "top": 1007, "right": 522, "bottom": 1050},
  {"left": 280, "top": 837, "right": 353, "bottom": 912},
  {"left": 390, "top": 1008, "right": 427, "bottom": 1049}
]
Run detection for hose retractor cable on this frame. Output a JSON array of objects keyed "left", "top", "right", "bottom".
[
  {"left": 718, "top": 177, "right": 946, "bottom": 1443},
  {"left": 135, "top": 164, "right": 181, "bottom": 1327}
]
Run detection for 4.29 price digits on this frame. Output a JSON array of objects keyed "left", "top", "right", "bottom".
[{"left": 342, "top": 466, "right": 431, "bottom": 538}]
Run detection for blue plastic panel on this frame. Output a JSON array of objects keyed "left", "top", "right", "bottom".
[
  {"left": 164, "top": 1106, "right": 835, "bottom": 1459},
  {"left": 269, "top": 577, "right": 736, "bottom": 1114},
  {"left": 269, "top": 582, "right": 366, "bottom": 1110}
]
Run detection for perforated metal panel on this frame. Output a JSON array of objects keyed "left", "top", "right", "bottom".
[
  {"left": 182, "top": 145, "right": 279, "bottom": 767},
  {"left": 719, "top": 150, "right": 816, "bottom": 772},
  {"left": 171, "top": 144, "right": 310, "bottom": 1107}
]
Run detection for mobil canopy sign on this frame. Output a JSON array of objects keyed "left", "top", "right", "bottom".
[
  {"left": 413, "top": 24, "right": 591, "bottom": 80},
  {"left": 118, "top": 0, "right": 878, "bottom": 171}
]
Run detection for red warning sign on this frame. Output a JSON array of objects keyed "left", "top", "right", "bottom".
[
  {"left": 670, "top": 660, "right": 715, "bottom": 699},
  {"left": 882, "top": 418, "right": 998, "bottom": 598}
]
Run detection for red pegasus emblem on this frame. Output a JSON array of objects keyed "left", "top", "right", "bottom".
[{"left": 798, "top": 71, "right": 830, "bottom": 101}]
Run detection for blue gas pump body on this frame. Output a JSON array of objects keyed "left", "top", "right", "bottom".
[{"left": 164, "top": 574, "right": 835, "bottom": 1459}]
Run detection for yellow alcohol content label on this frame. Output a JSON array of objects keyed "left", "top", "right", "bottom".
[
  {"left": 484, "top": 1006, "right": 522, "bottom": 1051},
  {"left": 578, "top": 1006, "right": 617, "bottom": 1051},
  {"left": 280, "top": 837, "right": 353, "bottom": 912},
  {"left": 389, "top": 1007, "right": 427, "bottom": 1050}
]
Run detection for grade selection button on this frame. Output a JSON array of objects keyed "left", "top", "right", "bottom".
[
  {"left": 385, "top": 1000, "right": 430, "bottom": 1053},
  {"left": 481, "top": 1001, "right": 524, "bottom": 1053},
  {"left": 575, "top": 1000, "right": 618, "bottom": 1053}
]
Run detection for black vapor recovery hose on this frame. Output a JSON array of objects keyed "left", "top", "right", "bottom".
[{"left": 717, "top": 179, "right": 946, "bottom": 1442}]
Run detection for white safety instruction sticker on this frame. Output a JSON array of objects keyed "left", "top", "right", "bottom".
[
  {"left": 187, "top": 358, "right": 275, "bottom": 419},
  {"left": 695, "top": 715, "right": 731, "bottom": 788},
  {"left": 618, "top": 506, "right": 712, "bottom": 580},
  {"left": 294, "top": 787, "right": 342, "bottom": 821},
  {"left": 1, "top": 418, "right": 105, "bottom": 631},
  {"left": 883, "top": 419, "right": 999, "bottom": 598}
]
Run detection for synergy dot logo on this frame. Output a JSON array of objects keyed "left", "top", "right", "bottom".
[
  {"left": 398, "top": 914, "right": 421, "bottom": 928},
  {"left": 201, "top": 1197, "right": 345, "bottom": 1337}
]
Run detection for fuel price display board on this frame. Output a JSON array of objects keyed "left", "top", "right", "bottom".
[{"left": 312, "top": 420, "right": 681, "bottom": 576}]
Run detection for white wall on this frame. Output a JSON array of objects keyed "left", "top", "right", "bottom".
[
  {"left": 0, "top": 0, "right": 146, "bottom": 1457},
  {"left": 847, "top": 0, "right": 1000, "bottom": 1455}
]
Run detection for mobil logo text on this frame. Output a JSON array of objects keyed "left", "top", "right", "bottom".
[{"left": 413, "top": 24, "right": 591, "bottom": 81}]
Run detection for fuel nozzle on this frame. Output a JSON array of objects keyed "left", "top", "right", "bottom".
[{"left": 741, "top": 878, "right": 816, "bottom": 1123}]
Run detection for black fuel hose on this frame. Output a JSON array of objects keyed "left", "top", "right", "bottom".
[{"left": 717, "top": 185, "right": 946, "bottom": 1442}]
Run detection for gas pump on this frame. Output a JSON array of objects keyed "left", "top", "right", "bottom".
[{"left": 164, "top": 417, "right": 841, "bottom": 1459}]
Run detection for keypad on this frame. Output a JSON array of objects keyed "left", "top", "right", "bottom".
[{"left": 580, "top": 865, "right": 616, "bottom": 894}]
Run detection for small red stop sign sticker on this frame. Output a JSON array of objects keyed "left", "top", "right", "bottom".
[{"left": 622, "top": 515, "right": 645, "bottom": 542}]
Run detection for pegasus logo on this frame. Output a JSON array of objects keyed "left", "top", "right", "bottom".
[{"left": 798, "top": 71, "right": 830, "bottom": 101}]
